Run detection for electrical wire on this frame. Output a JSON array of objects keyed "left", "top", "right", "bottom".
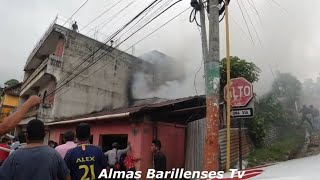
[
  {"left": 247, "top": 0, "right": 263, "bottom": 26},
  {"left": 239, "top": 0, "right": 262, "bottom": 45},
  {"left": 114, "top": 0, "right": 167, "bottom": 41},
  {"left": 236, "top": 0, "right": 255, "bottom": 46},
  {"left": 56, "top": 6, "right": 191, "bottom": 98},
  {"left": 79, "top": 0, "right": 125, "bottom": 32},
  {"left": 115, "top": 0, "right": 183, "bottom": 48},
  {"left": 189, "top": 8, "right": 201, "bottom": 27},
  {"left": 62, "top": 0, "right": 89, "bottom": 27},
  {"left": 95, "top": 0, "right": 136, "bottom": 33},
  {"left": 194, "top": 25, "right": 203, "bottom": 95}
]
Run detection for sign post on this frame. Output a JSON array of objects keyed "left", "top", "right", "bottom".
[
  {"left": 239, "top": 119, "right": 243, "bottom": 170},
  {"left": 224, "top": 77, "right": 254, "bottom": 170}
]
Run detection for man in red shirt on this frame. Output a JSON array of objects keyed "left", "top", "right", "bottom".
[
  {"left": 0, "top": 136, "right": 10, "bottom": 165},
  {"left": 124, "top": 149, "right": 141, "bottom": 180}
]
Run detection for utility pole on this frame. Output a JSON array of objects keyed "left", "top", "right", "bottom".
[
  {"left": 200, "top": 0, "right": 220, "bottom": 171},
  {"left": 224, "top": 0, "right": 232, "bottom": 171}
]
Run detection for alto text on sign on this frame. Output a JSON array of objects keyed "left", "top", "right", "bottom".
[{"left": 224, "top": 77, "right": 253, "bottom": 107}]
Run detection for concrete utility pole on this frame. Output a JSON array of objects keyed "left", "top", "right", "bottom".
[{"left": 199, "top": 0, "right": 220, "bottom": 171}]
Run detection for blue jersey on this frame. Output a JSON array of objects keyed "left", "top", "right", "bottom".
[{"left": 64, "top": 144, "right": 107, "bottom": 180}]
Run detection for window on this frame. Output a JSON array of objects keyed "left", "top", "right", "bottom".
[{"left": 100, "top": 134, "right": 128, "bottom": 153}]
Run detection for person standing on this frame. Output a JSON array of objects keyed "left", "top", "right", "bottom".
[
  {"left": 72, "top": 21, "right": 78, "bottom": 32},
  {"left": 10, "top": 132, "right": 27, "bottom": 154},
  {"left": 151, "top": 140, "right": 166, "bottom": 172},
  {"left": 55, "top": 131, "right": 77, "bottom": 158},
  {"left": 105, "top": 142, "right": 131, "bottom": 169},
  {"left": 0, "top": 119, "right": 71, "bottom": 180},
  {"left": 64, "top": 123, "right": 107, "bottom": 180},
  {"left": 124, "top": 149, "right": 141, "bottom": 180},
  {"left": 0, "top": 137, "right": 10, "bottom": 166}
]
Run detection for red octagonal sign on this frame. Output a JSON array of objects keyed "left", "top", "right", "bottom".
[{"left": 224, "top": 77, "right": 253, "bottom": 107}]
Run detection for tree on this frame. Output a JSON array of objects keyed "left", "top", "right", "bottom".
[
  {"left": 220, "top": 56, "right": 261, "bottom": 98},
  {"left": 4, "top": 79, "right": 19, "bottom": 88},
  {"left": 271, "top": 73, "right": 301, "bottom": 109}
]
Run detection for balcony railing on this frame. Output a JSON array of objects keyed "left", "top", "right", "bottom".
[
  {"left": 48, "top": 55, "right": 62, "bottom": 68},
  {"left": 25, "top": 107, "right": 39, "bottom": 118},
  {"left": 21, "top": 59, "right": 48, "bottom": 90},
  {"left": 21, "top": 54, "right": 62, "bottom": 92}
]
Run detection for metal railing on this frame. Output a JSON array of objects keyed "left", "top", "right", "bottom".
[{"left": 21, "top": 59, "right": 48, "bottom": 90}]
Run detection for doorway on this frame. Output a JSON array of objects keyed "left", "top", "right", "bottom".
[{"left": 100, "top": 134, "right": 128, "bottom": 153}]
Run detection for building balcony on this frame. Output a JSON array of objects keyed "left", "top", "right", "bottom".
[
  {"left": 20, "top": 55, "right": 62, "bottom": 97},
  {"left": 24, "top": 22, "right": 68, "bottom": 72},
  {"left": 24, "top": 104, "right": 53, "bottom": 121}
]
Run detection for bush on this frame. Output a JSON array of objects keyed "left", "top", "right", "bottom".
[{"left": 247, "top": 127, "right": 305, "bottom": 167}]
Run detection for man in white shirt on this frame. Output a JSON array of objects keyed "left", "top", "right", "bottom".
[
  {"left": 105, "top": 142, "right": 130, "bottom": 168},
  {"left": 55, "top": 131, "right": 76, "bottom": 158}
]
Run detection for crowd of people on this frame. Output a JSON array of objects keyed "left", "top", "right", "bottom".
[{"left": 0, "top": 96, "right": 167, "bottom": 180}]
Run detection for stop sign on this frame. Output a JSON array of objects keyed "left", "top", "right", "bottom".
[{"left": 224, "top": 77, "right": 253, "bottom": 107}]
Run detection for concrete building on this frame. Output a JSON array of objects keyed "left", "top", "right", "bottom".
[
  {"left": 20, "top": 20, "right": 150, "bottom": 125},
  {"left": 0, "top": 83, "right": 21, "bottom": 121}
]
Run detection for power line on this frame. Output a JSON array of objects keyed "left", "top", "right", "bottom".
[
  {"left": 94, "top": 0, "right": 137, "bottom": 33},
  {"left": 269, "top": 0, "right": 288, "bottom": 14},
  {"left": 116, "top": 0, "right": 183, "bottom": 48},
  {"left": 62, "top": 0, "right": 89, "bottom": 27},
  {"left": 79, "top": 0, "right": 125, "bottom": 32},
  {"left": 56, "top": 6, "right": 191, "bottom": 98},
  {"left": 116, "top": 0, "right": 173, "bottom": 44},
  {"left": 247, "top": 0, "right": 263, "bottom": 26},
  {"left": 236, "top": 0, "right": 255, "bottom": 45},
  {"left": 239, "top": 0, "right": 262, "bottom": 45},
  {"left": 117, "top": 0, "right": 169, "bottom": 41}
]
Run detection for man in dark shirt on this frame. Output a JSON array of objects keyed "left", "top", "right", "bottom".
[
  {"left": 151, "top": 140, "right": 166, "bottom": 172},
  {"left": 300, "top": 105, "right": 314, "bottom": 129},
  {"left": 0, "top": 119, "right": 70, "bottom": 180},
  {"left": 64, "top": 123, "right": 107, "bottom": 180},
  {"left": 72, "top": 21, "right": 78, "bottom": 32}
]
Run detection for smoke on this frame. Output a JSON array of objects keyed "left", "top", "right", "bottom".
[{"left": 131, "top": 50, "right": 204, "bottom": 99}]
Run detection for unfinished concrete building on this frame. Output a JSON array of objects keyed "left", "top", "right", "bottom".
[{"left": 20, "top": 22, "right": 150, "bottom": 125}]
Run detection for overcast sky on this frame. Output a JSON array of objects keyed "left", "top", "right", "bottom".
[{"left": 1, "top": 0, "right": 319, "bottom": 97}]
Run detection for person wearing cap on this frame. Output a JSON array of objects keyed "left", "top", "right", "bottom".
[
  {"left": 0, "top": 119, "right": 71, "bottom": 180},
  {"left": 105, "top": 141, "right": 131, "bottom": 169},
  {"left": 64, "top": 123, "right": 107, "bottom": 180}
]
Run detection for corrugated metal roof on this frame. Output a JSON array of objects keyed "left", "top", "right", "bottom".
[{"left": 55, "top": 95, "right": 205, "bottom": 122}]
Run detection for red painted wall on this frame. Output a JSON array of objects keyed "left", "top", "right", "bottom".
[
  {"left": 157, "top": 122, "right": 186, "bottom": 170},
  {"left": 139, "top": 122, "right": 154, "bottom": 179},
  {"left": 48, "top": 119, "right": 186, "bottom": 180}
]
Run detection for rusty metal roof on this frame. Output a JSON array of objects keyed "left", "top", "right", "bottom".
[{"left": 58, "top": 95, "right": 205, "bottom": 121}]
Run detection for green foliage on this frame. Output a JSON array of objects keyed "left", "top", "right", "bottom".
[
  {"left": 272, "top": 73, "right": 302, "bottom": 109},
  {"left": 4, "top": 79, "right": 19, "bottom": 88},
  {"left": 220, "top": 56, "right": 261, "bottom": 95},
  {"left": 245, "top": 114, "right": 267, "bottom": 148},
  {"left": 247, "top": 127, "right": 305, "bottom": 167}
]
